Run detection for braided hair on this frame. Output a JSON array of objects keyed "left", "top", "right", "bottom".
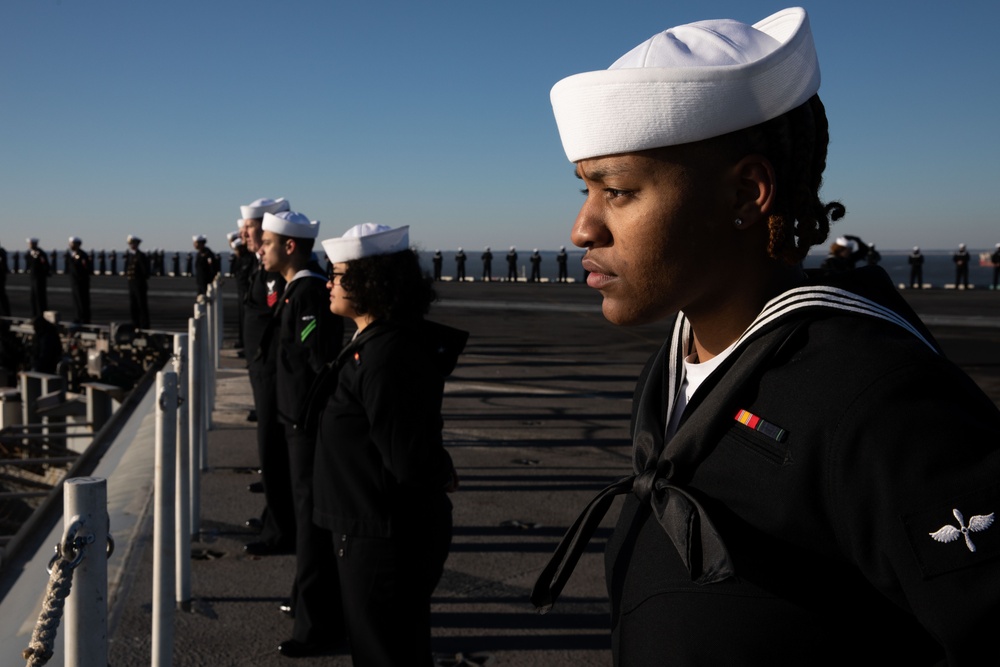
[{"left": 732, "top": 94, "right": 845, "bottom": 265}]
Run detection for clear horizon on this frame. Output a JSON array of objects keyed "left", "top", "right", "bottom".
[{"left": 3, "top": 1, "right": 998, "bottom": 253}]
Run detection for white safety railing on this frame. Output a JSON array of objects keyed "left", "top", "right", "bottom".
[
  {"left": 172, "top": 334, "right": 192, "bottom": 610},
  {"left": 188, "top": 314, "right": 203, "bottom": 535},
  {"left": 23, "top": 270, "right": 224, "bottom": 667},
  {"left": 21, "top": 276, "right": 222, "bottom": 666},
  {"left": 152, "top": 371, "right": 177, "bottom": 667},
  {"left": 194, "top": 300, "right": 210, "bottom": 471}
]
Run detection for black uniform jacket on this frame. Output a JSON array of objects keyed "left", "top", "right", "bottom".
[
  {"left": 68, "top": 249, "right": 91, "bottom": 286},
  {"left": 27, "top": 248, "right": 50, "bottom": 278},
  {"left": 125, "top": 249, "right": 148, "bottom": 286},
  {"left": 259, "top": 269, "right": 342, "bottom": 428},
  {"left": 535, "top": 267, "right": 1000, "bottom": 666},
  {"left": 244, "top": 261, "right": 285, "bottom": 370},
  {"left": 235, "top": 251, "right": 255, "bottom": 296},
  {"left": 195, "top": 246, "right": 218, "bottom": 294},
  {"left": 310, "top": 319, "right": 467, "bottom": 538}
]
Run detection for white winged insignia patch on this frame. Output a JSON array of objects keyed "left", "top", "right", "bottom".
[{"left": 929, "top": 508, "right": 994, "bottom": 553}]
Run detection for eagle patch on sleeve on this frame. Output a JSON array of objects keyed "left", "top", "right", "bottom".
[{"left": 901, "top": 484, "right": 1000, "bottom": 578}]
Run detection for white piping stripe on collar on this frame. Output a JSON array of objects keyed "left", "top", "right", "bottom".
[
  {"left": 760, "top": 293, "right": 916, "bottom": 341},
  {"left": 668, "top": 315, "right": 690, "bottom": 406},
  {"left": 736, "top": 285, "right": 938, "bottom": 354},
  {"left": 287, "top": 268, "right": 328, "bottom": 285},
  {"left": 663, "top": 315, "right": 691, "bottom": 444}
]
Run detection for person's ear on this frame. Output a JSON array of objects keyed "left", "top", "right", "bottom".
[{"left": 732, "top": 154, "right": 776, "bottom": 228}]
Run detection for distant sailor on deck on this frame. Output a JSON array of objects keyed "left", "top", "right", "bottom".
[
  {"left": 482, "top": 246, "right": 493, "bottom": 281},
  {"left": 432, "top": 250, "right": 443, "bottom": 281},
  {"left": 26, "top": 237, "right": 50, "bottom": 316},
  {"left": 193, "top": 234, "right": 218, "bottom": 296},
  {"left": 125, "top": 235, "right": 150, "bottom": 328},
  {"left": 67, "top": 236, "right": 92, "bottom": 324},
  {"left": 454, "top": 247, "right": 467, "bottom": 281},
  {"left": 529, "top": 249, "right": 542, "bottom": 282},
  {"left": 506, "top": 246, "right": 518, "bottom": 282},
  {"left": 909, "top": 246, "right": 924, "bottom": 288},
  {"left": 866, "top": 243, "right": 881, "bottom": 266},
  {"left": 953, "top": 243, "right": 970, "bottom": 290}
]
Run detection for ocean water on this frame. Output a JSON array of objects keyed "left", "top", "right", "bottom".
[{"left": 26, "top": 247, "right": 996, "bottom": 288}]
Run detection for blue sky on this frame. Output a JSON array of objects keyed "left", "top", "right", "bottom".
[{"left": 3, "top": 0, "right": 998, "bottom": 254}]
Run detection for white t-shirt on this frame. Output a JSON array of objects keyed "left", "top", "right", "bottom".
[{"left": 666, "top": 339, "right": 739, "bottom": 439}]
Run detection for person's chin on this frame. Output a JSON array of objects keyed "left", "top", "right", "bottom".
[{"left": 600, "top": 297, "right": 664, "bottom": 327}]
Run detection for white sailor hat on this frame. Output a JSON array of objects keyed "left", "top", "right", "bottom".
[
  {"left": 321, "top": 224, "right": 410, "bottom": 264},
  {"left": 834, "top": 237, "right": 851, "bottom": 249},
  {"left": 231, "top": 238, "right": 244, "bottom": 248},
  {"left": 262, "top": 211, "right": 319, "bottom": 239},
  {"left": 69, "top": 236, "right": 81, "bottom": 244},
  {"left": 959, "top": 243, "right": 966, "bottom": 250},
  {"left": 551, "top": 7, "right": 820, "bottom": 162},
  {"left": 193, "top": 234, "right": 207, "bottom": 243},
  {"left": 237, "top": 219, "right": 245, "bottom": 229},
  {"left": 226, "top": 231, "right": 239, "bottom": 243},
  {"left": 127, "top": 235, "right": 141, "bottom": 244},
  {"left": 27, "top": 237, "right": 38, "bottom": 244},
  {"left": 240, "top": 197, "right": 290, "bottom": 220}
]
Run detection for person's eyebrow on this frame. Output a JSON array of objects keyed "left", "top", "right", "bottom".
[{"left": 575, "top": 163, "right": 631, "bottom": 182}]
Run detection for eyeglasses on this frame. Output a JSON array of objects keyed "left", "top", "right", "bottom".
[{"left": 329, "top": 271, "right": 345, "bottom": 282}]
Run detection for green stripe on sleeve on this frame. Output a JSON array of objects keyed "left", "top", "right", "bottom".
[{"left": 300, "top": 319, "right": 317, "bottom": 342}]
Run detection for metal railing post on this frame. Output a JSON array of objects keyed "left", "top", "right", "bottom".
[
  {"left": 187, "top": 316, "right": 201, "bottom": 536},
  {"left": 173, "top": 333, "right": 191, "bottom": 610},
  {"left": 196, "top": 301, "right": 210, "bottom": 469},
  {"left": 205, "top": 285, "right": 217, "bottom": 408},
  {"left": 152, "top": 371, "right": 177, "bottom": 667},
  {"left": 64, "top": 476, "right": 109, "bottom": 667},
  {"left": 215, "top": 276, "right": 224, "bottom": 367},
  {"left": 212, "top": 283, "right": 219, "bottom": 406}
]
